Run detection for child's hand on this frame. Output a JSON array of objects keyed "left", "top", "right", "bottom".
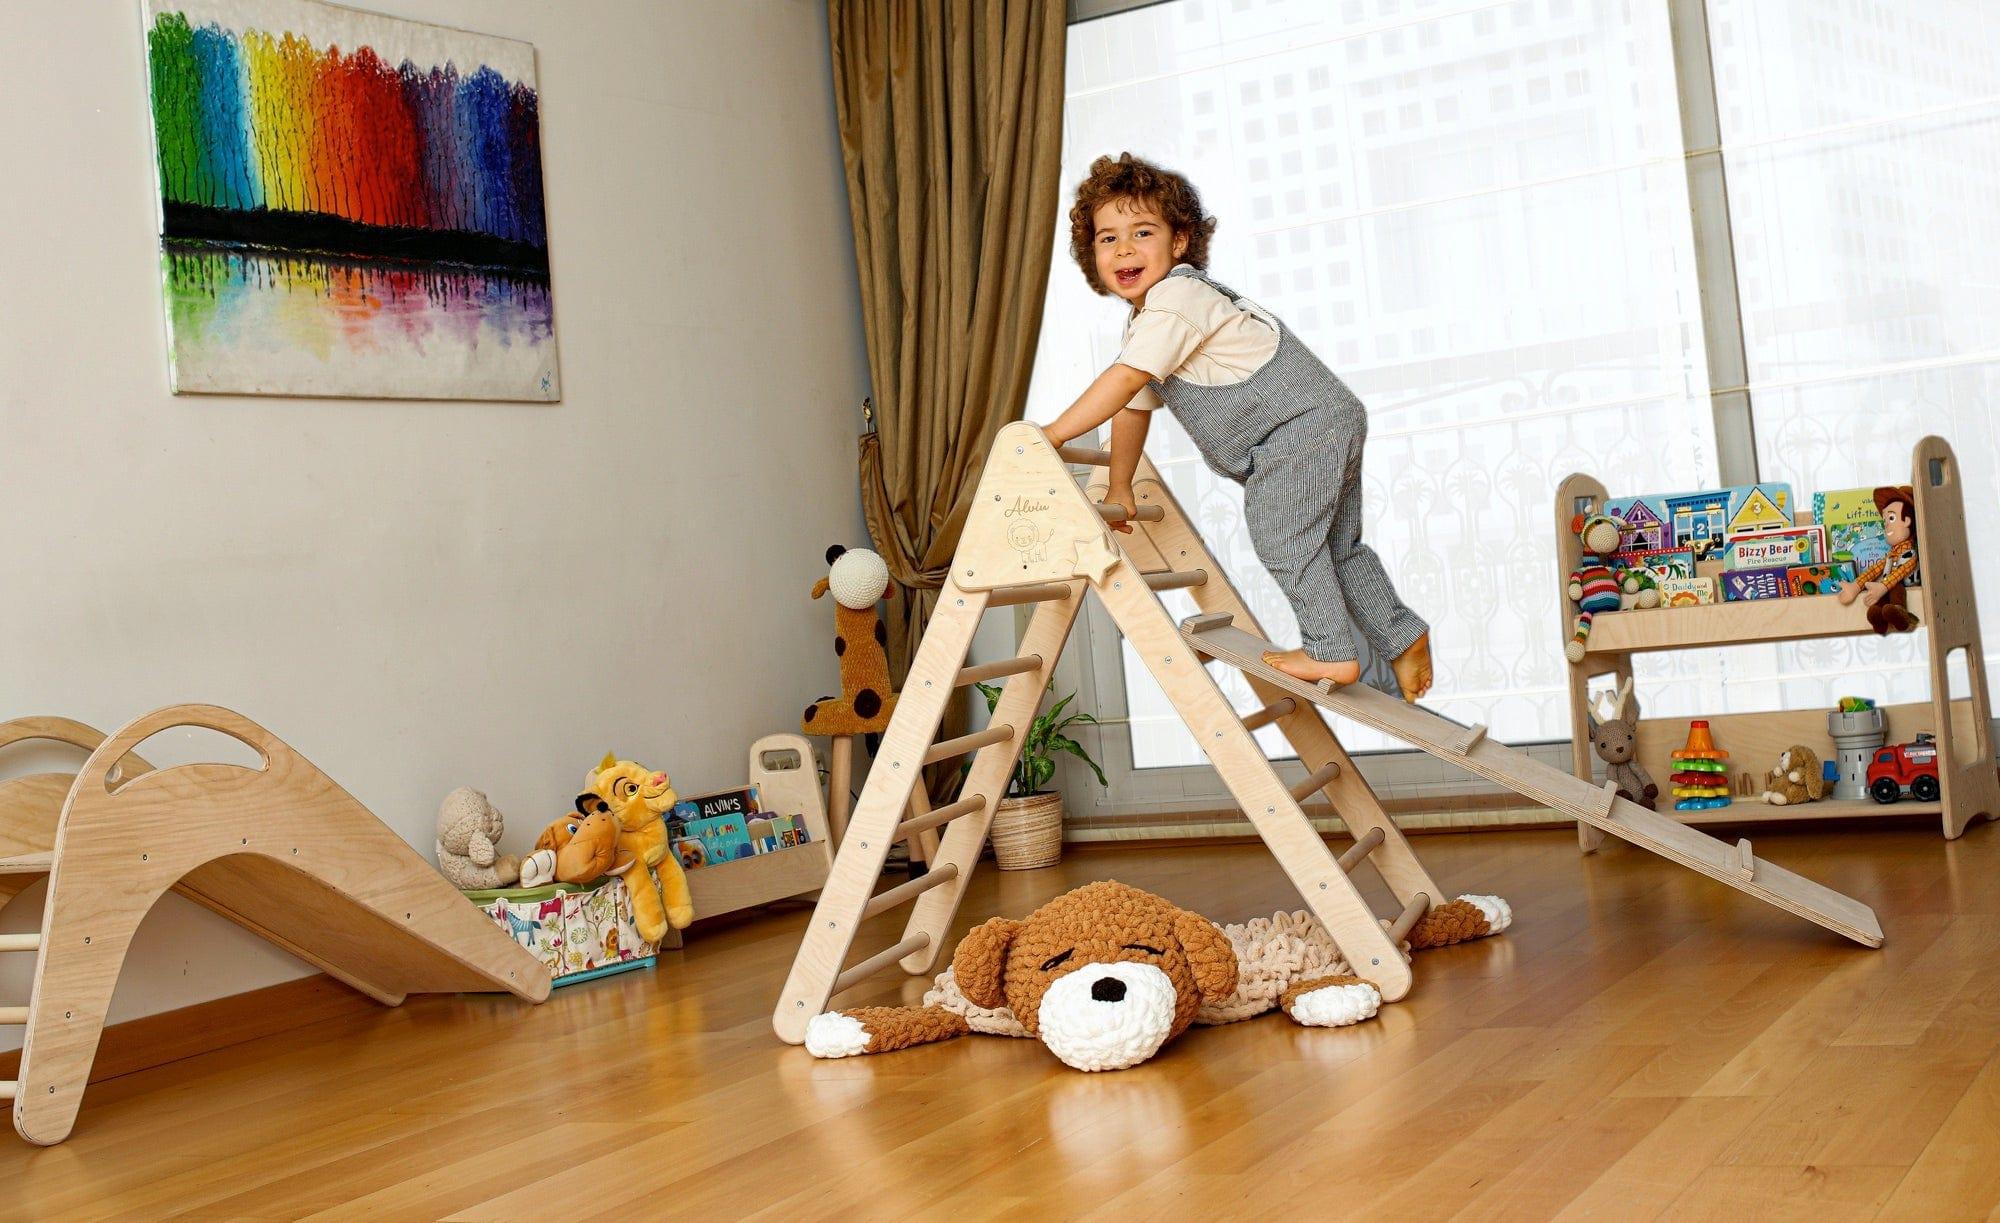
[{"left": 1102, "top": 483, "right": 1138, "bottom": 533}]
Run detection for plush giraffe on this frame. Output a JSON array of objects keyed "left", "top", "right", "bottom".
[{"left": 801, "top": 545, "right": 900, "bottom": 736}]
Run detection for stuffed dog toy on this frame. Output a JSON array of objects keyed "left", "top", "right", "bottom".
[{"left": 805, "top": 880, "right": 1509, "bottom": 1071}]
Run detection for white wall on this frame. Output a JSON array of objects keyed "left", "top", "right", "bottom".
[{"left": 0, "top": 0, "right": 869, "bottom": 1035}]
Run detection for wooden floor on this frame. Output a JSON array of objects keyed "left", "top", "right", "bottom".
[{"left": 4, "top": 822, "right": 1998, "bottom": 1221}]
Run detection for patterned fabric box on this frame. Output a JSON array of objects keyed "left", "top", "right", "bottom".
[{"left": 464, "top": 877, "right": 658, "bottom": 984}]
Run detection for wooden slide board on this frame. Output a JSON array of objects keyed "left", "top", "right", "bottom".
[
  {"left": 1182, "top": 618, "right": 1884, "bottom": 948},
  {"left": 0, "top": 706, "right": 550, "bottom": 1145}
]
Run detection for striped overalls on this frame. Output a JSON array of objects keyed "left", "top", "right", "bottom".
[{"left": 1145, "top": 266, "right": 1428, "bottom": 679}]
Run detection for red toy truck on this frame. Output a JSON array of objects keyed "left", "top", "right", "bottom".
[{"left": 1867, "top": 733, "right": 1941, "bottom": 804}]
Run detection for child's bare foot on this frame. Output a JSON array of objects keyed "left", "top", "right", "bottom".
[
  {"left": 1391, "top": 634, "right": 1433, "bottom": 703},
  {"left": 1262, "top": 649, "right": 1360, "bottom": 687}
]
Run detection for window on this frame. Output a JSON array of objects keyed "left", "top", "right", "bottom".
[{"left": 1032, "top": 0, "right": 1998, "bottom": 817}]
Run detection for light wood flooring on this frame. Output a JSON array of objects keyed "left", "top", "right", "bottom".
[{"left": 3, "top": 822, "right": 1997, "bottom": 1221}]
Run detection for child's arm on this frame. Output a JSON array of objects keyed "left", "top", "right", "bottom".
[
  {"left": 1043, "top": 364, "right": 1152, "bottom": 448},
  {"left": 1044, "top": 364, "right": 1154, "bottom": 532}
]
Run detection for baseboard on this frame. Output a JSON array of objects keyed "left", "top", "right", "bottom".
[{"left": 0, "top": 973, "right": 375, "bottom": 1087}]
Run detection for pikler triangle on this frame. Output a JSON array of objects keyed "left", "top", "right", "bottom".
[{"left": 773, "top": 423, "right": 1881, "bottom": 1044}]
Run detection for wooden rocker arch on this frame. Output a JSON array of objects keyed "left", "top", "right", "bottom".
[{"left": 0, "top": 705, "right": 549, "bottom": 1145}]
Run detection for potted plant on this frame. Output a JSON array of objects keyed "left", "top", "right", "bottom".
[{"left": 970, "top": 682, "right": 1108, "bottom": 869}]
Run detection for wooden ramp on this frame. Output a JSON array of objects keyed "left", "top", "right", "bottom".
[
  {"left": 1182, "top": 615, "right": 1883, "bottom": 948},
  {"left": 0, "top": 706, "right": 551, "bottom": 1145}
]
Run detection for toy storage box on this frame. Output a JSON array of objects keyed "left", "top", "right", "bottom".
[{"left": 465, "top": 877, "right": 658, "bottom": 987}]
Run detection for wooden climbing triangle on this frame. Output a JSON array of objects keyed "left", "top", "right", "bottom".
[{"left": 771, "top": 423, "right": 1883, "bottom": 1043}]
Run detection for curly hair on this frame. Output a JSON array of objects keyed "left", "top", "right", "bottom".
[{"left": 1067, "top": 153, "right": 1216, "bottom": 297}]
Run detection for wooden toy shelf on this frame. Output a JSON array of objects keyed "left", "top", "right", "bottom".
[{"left": 1555, "top": 435, "right": 1998, "bottom": 840}]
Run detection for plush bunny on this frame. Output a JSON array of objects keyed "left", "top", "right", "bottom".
[
  {"left": 435, "top": 787, "right": 521, "bottom": 890},
  {"left": 1762, "top": 745, "right": 1830, "bottom": 806},
  {"left": 1588, "top": 677, "right": 1658, "bottom": 807}
]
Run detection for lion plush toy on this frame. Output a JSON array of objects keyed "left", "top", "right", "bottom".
[
  {"left": 581, "top": 754, "right": 694, "bottom": 939},
  {"left": 1761, "top": 744, "right": 1830, "bottom": 806},
  {"left": 519, "top": 808, "right": 626, "bottom": 888},
  {"left": 805, "top": 880, "right": 1510, "bottom": 1071}
]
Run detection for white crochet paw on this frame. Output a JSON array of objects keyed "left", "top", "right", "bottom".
[
  {"left": 1289, "top": 982, "right": 1380, "bottom": 1028},
  {"left": 1460, "top": 893, "right": 1512, "bottom": 933},
  {"left": 805, "top": 1012, "right": 871, "bottom": 1058}
]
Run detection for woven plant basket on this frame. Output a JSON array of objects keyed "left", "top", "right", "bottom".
[{"left": 990, "top": 792, "right": 1064, "bottom": 870}]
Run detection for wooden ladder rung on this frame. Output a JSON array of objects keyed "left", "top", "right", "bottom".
[
  {"left": 0, "top": 1082, "right": 14, "bottom": 1101},
  {"left": 1289, "top": 761, "right": 1343, "bottom": 802},
  {"left": 988, "top": 582, "right": 1075, "bottom": 608},
  {"left": 834, "top": 934, "right": 930, "bottom": 994},
  {"left": 1385, "top": 892, "right": 1431, "bottom": 944},
  {"left": 0, "top": 934, "right": 42, "bottom": 953},
  {"left": 1734, "top": 838, "right": 1756, "bottom": 880},
  {"left": 0, "top": 852, "right": 52, "bottom": 876},
  {"left": 954, "top": 655, "right": 1041, "bottom": 687},
  {"left": 1447, "top": 723, "right": 1488, "bottom": 755},
  {"left": 0, "top": 1007, "right": 26, "bottom": 1025},
  {"left": 1180, "top": 611, "right": 1235, "bottom": 639},
  {"left": 1240, "top": 697, "right": 1297, "bottom": 732},
  {"left": 1057, "top": 444, "right": 1111, "bottom": 466},
  {"left": 899, "top": 794, "right": 985, "bottom": 841},
  {"left": 1142, "top": 569, "right": 1207, "bottom": 591},
  {"left": 922, "top": 725, "right": 1014, "bottom": 766},
  {"left": 861, "top": 864, "right": 960, "bottom": 920},
  {"left": 1097, "top": 502, "right": 1165, "bottom": 524},
  {"left": 1336, "top": 827, "right": 1385, "bottom": 873}
]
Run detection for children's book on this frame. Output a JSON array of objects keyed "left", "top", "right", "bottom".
[
  {"left": 1657, "top": 575, "right": 1717, "bottom": 607},
  {"left": 1813, "top": 488, "right": 1890, "bottom": 572},
  {"left": 1721, "top": 526, "right": 1823, "bottom": 571},
  {"left": 1620, "top": 548, "right": 1696, "bottom": 580},
  {"left": 1723, "top": 483, "right": 1793, "bottom": 537},
  {"left": 671, "top": 786, "right": 760, "bottom": 824},
  {"left": 1786, "top": 562, "right": 1854, "bottom": 597},
  {"left": 1603, "top": 497, "right": 1669, "bottom": 553},
  {"left": 1721, "top": 566, "right": 1790, "bottom": 602},
  {"left": 682, "top": 813, "right": 755, "bottom": 866}
]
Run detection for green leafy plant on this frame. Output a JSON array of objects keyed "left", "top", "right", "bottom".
[{"left": 971, "top": 682, "right": 1109, "bottom": 798}]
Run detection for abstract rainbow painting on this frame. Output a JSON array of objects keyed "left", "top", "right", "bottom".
[{"left": 142, "top": 0, "right": 559, "bottom": 400}]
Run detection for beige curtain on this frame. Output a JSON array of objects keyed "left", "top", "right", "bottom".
[{"left": 829, "top": 0, "right": 1067, "bottom": 680}]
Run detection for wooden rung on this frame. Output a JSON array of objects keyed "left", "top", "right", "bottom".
[
  {"left": 861, "top": 864, "right": 960, "bottom": 920},
  {"left": 1289, "top": 761, "right": 1343, "bottom": 802},
  {"left": 1056, "top": 444, "right": 1111, "bottom": 466},
  {"left": 0, "top": 852, "right": 52, "bottom": 876},
  {"left": 922, "top": 724, "right": 1014, "bottom": 766},
  {"left": 1385, "top": 892, "right": 1432, "bottom": 944},
  {"left": 0, "top": 1007, "right": 26, "bottom": 1025},
  {"left": 1180, "top": 611, "right": 1235, "bottom": 637},
  {"left": 1447, "top": 723, "right": 1488, "bottom": 755},
  {"left": 953, "top": 655, "right": 1042, "bottom": 687},
  {"left": 0, "top": 934, "right": 42, "bottom": 953},
  {"left": 1337, "top": 827, "right": 1385, "bottom": 873},
  {"left": 1097, "top": 502, "right": 1165, "bottom": 524},
  {"left": 1143, "top": 569, "right": 1207, "bottom": 591},
  {"left": 899, "top": 794, "right": 986, "bottom": 840},
  {"left": 1240, "top": 697, "right": 1297, "bottom": 733},
  {"left": 988, "top": 582, "right": 1075, "bottom": 608},
  {"left": 0, "top": 1082, "right": 14, "bottom": 1102},
  {"left": 1734, "top": 838, "right": 1756, "bottom": 880},
  {"left": 834, "top": 933, "right": 930, "bottom": 994}
]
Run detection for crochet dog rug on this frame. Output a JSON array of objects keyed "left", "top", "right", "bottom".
[{"left": 805, "top": 880, "right": 1510, "bottom": 1071}]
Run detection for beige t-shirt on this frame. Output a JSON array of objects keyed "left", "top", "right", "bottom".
[{"left": 1115, "top": 267, "right": 1280, "bottom": 411}]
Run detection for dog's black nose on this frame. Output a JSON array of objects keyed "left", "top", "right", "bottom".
[{"left": 1090, "top": 977, "right": 1126, "bottom": 1003}]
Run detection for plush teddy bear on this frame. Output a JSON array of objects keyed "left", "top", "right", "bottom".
[
  {"left": 804, "top": 880, "right": 1510, "bottom": 1071},
  {"left": 581, "top": 754, "right": 694, "bottom": 940},
  {"left": 1762, "top": 745, "right": 1830, "bottom": 806},
  {"left": 435, "top": 787, "right": 521, "bottom": 890}
]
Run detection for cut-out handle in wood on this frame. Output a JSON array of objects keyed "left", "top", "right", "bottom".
[{"left": 79, "top": 705, "right": 287, "bottom": 796}]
